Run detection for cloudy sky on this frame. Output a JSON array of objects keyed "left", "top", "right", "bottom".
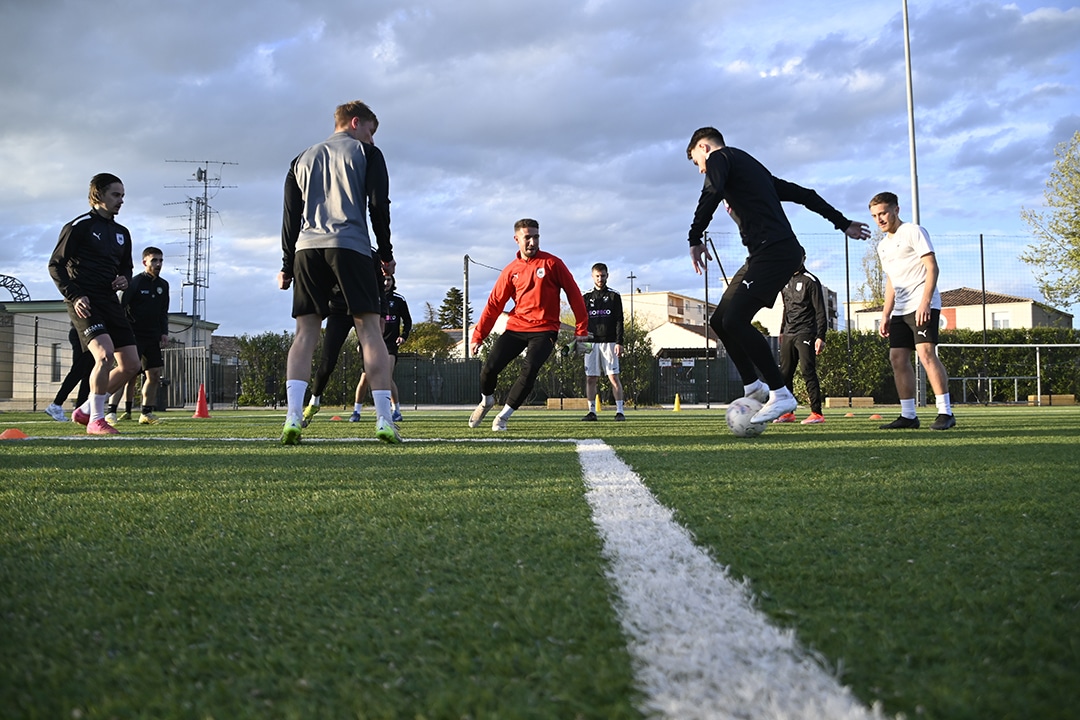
[{"left": 2, "top": 0, "right": 1078, "bottom": 337}]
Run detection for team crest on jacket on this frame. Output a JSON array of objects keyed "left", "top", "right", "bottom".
[
  {"left": 156, "top": 287, "right": 163, "bottom": 295},
  {"left": 116, "top": 233, "right": 125, "bottom": 245},
  {"left": 536, "top": 268, "right": 546, "bottom": 278},
  {"left": 796, "top": 282, "right": 803, "bottom": 291}
]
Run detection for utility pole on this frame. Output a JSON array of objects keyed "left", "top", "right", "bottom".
[{"left": 463, "top": 255, "right": 470, "bottom": 359}]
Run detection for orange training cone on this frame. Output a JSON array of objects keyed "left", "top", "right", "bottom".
[
  {"left": 1, "top": 428, "right": 29, "bottom": 440},
  {"left": 192, "top": 383, "right": 211, "bottom": 418}
]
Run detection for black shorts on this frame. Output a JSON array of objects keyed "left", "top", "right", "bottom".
[
  {"left": 889, "top": 309, "right": 940, "bottom": 349},
  {"left": 135, "top": 335, "right": 164, "bottom": 370},
  {"left": 68, "top": 294, "right": 136, "bottom": 352},
  {"left": 292, "top": 248, "right": 382, "bottom": 319},
  {"left": 729, "top": 239, "right": 805, "bottom": 307}
]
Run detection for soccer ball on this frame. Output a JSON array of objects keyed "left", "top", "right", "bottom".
[{"left": 726, "top": 397, "right": 767, "bottom": 438}]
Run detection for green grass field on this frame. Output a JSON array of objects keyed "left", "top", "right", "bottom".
[{"left": 1, "top": 405, "right": 1077, "bottom": 719}]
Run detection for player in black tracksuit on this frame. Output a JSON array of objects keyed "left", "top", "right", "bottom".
[
  {"left": 684, "top": 127, "right": 869, "bottom": 423},
  {"left": 47, "top": 173, "right": 141, "bottom": 433},
  {"left": 353, "top": 279, "right": 411, "bottom": 421},
  {"left": 777, "top": 263, "right": 827, "bottom": 422},
  {"left": 114, "top": 247, "right": 170, "bottom": 423}
]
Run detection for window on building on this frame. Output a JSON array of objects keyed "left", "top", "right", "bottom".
[
  {"left": 51, "top": 343, "right": 62, "bottom": 382},
  {"left": 992, "top": 311, "right": 1010, "bottom": 329}
]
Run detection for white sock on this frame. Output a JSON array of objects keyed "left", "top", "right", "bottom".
[
  {"left": 588, "top": 399, "right": 596, "bottom": 412},
  {"left": 354, "top": 403, "right": 363, "bottom": 413},
  {"left": 286, "top": 380, "right": 308, "bottom": 422},
  {"left": 498, "top": 405, "right": 515, "bottom": 419},
  {"left": 372, "top": 390, "right": 392, "bottom": 422},
  {"left": 900, "top": 398, "right": 917, "bottom": 419},
  {"left": 482, "top": 394, "right": 495, "bottom": 407},
  {"left": 309, "top": 395, "right": 320, "bottom": 407},
  {"left": 744, "top": 380, "right": 764, "bottom": 396},
  {"left": 616, "top": 400, "right": 624, "bottom": 413},
  {"left": 770, "top": 386, "right": 794, "bottom": 401},
  {"left": 936, "top": 393, "right": 952, "bottom": 416},
  {"left": 90, "top": 393, "right": 107, "bottom": 422}
]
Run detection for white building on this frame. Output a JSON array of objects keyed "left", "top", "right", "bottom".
[{"left": 846, "top": 287, "right": 1073, "bottom": 333}]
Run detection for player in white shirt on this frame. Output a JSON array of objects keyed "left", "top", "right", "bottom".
[{"left": 869, "top": 192, "right": 955, "bottom": 430}]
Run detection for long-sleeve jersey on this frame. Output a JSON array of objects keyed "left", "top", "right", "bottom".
[
  {"left": 472, "top": 250, "right": 589, "bottom": 344},
  {"left": 281, "top": 132, "right": 392, "bottom": 277},
  {"left": 780, "top": 269, "right": 827, "bottom": 339},
  {"left": 48, "top": 209, "right": 133, "bottom": 302},
  {"left": 582, "top": 287, "right": 624, "bottom": 344},
  {"left": 688, "top": 146, "right": 853, "bottom": 253},
  {"left": 383, "top": 291, "right": 412, "bottom": 345},
  {"left": 122, "top": 271, "right": 170, "bottom": 338}
]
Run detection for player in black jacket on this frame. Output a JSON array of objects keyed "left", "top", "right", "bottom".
[
  {"left": 352, "top": 277, "right": 412, "bottom": 422},
  {"left": 775, "top": 260, "right": 827, "bottom": 424},
  {"left": 110, "top": 246, "right": 170, "bottom": 425},
  {"left": 685, "top": 127, "right": 869, "bottom": 422},
  {"left": 47, "top": 173, "right": 141, "bottom": 435},
  {"left": 581, "top": 263, "right": 625, "bottom": 421}
]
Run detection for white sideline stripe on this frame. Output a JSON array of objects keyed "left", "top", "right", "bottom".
[{"left": 576, "top": 439, "right": 886, "bottom": 720}]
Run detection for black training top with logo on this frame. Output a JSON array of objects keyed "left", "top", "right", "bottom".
[
  {"left": 49, "top": 209, "right": 134, "bottom": 302},
  {"left": 583, "top": 287, "right": 624, "bottom": 344},
  {"left": 123, "top": 272, "right": 170, "bottom": 338},
  {"left": 383, "top": 292, "right": 412, "bottom": 345},
  {"left": 780, "top": 269, "right": 827, "bottom": 339}
]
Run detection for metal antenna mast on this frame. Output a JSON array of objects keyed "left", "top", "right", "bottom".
[{"left": 165, "top": 160, "right": 236, "bottom": 349}]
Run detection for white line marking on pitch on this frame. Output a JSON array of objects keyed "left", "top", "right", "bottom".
[{"left": 576, "top": 439, "right": 888, "bottom": 720}]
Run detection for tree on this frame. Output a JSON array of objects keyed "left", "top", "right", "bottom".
[
  {"left": 1021, "top": 131, "right": 1080, "bottom": 309},
  {"left": 400, "top": 321, "right": 455, "bottom": 359},
  {"left": 856, "top": 230, "right": 886, "bottom": 309},
  {"left": 237, "top": 331, "right": 293, "bottom": 406},
  {"left": 436, "top": 287, "right": 472, "bottom": 329}
]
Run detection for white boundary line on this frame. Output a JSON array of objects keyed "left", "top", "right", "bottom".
[{"left": 576, "top": 439, "right": 887, "bottom": 720}]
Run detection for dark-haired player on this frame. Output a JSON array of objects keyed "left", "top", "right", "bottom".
[
  {"left": 48, "top": 173, "right": 141, "bottom": 435},
  {"left": 684, "top": 127, "right": 869, "bottom": 423}
]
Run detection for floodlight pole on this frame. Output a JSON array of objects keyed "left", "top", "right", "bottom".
[
  {"left": 903, "top": 0, "right": 927, "bottom": 405},
  {"left": 903, "top": 0, "right": 920, "bottom": 225},
  {"left": 627, "top": 271, "right": 636, "bottom": 407}
]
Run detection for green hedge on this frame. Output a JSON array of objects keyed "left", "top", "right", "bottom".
[{"left": 796, "top": 328, "right": 1080, "bottom": 405}]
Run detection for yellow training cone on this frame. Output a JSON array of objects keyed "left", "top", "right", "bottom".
[
  {"left": 595, "top": 394, "right": 602, "bottom": 414},
  {"left": 673, "top": 394, "right": 682, "bottom": 412}
]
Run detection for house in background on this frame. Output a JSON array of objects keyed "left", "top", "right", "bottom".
[
  {"left": 846, "top": 287, "right": 1074, "bottom": 333},
  {"left": 628, "top": 291, "right": 718, "bottom": 357}
]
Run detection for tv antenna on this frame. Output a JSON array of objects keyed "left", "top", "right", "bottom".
[{"left": 164, "top": 160, "right": 236, "bottom": 349}]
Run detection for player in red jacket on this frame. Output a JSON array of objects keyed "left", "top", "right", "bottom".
[{"left": 468, "top": 218, "right": 589, "bottom": 431}]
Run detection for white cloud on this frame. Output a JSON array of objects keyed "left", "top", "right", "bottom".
[{"left": 1, "top": 0, "right": 1078, "bottom": 331}]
